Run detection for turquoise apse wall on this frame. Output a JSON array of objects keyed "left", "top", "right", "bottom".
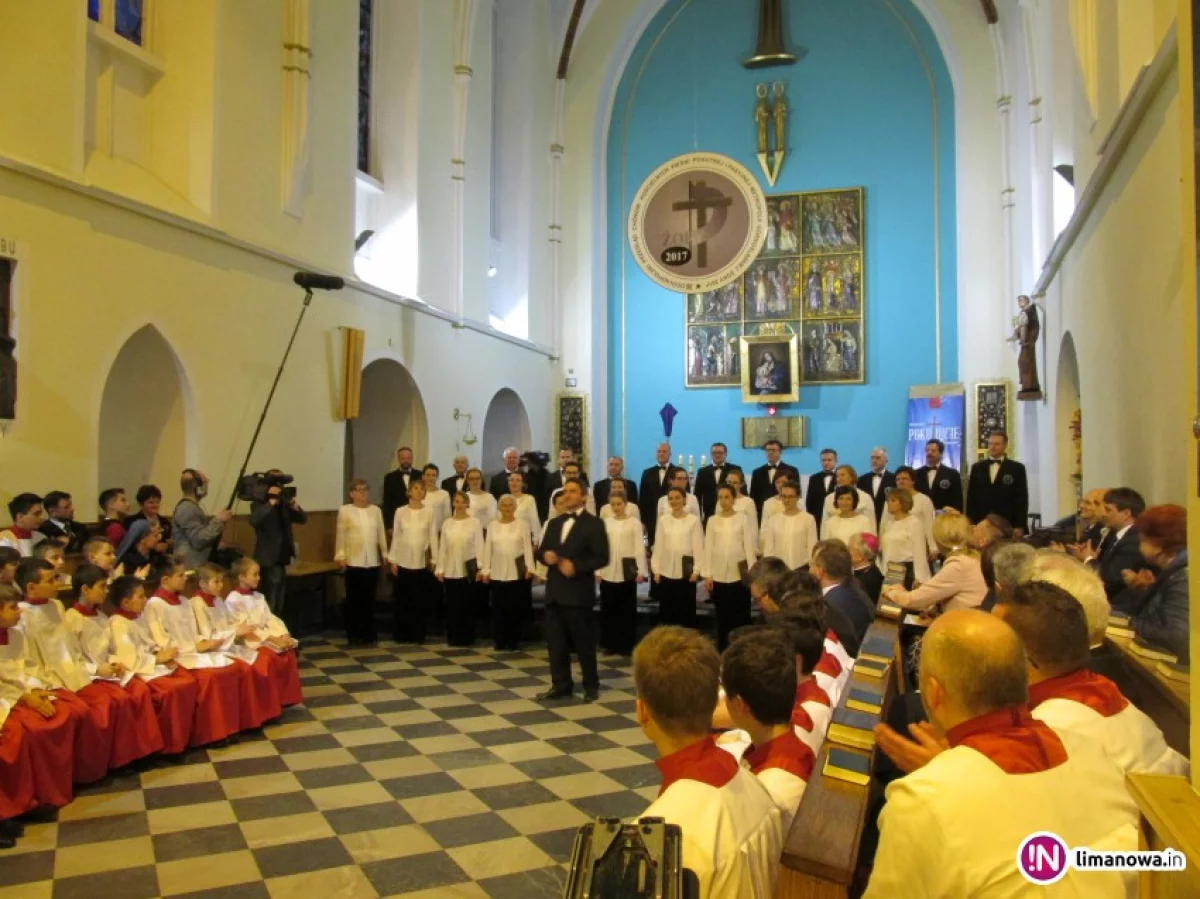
[{"left": 607, "top": 0, "right": 957, "bottom": 475}]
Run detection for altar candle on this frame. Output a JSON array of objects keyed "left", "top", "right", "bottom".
[{"left": 700, "top": 455, "right": 707, "bottom": 467}]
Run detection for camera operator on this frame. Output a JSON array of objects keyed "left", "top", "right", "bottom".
[
  {"left": 250, "top": 469, "right": 308, "bottom": 614},
  {"left": 173, "top": 469, "right": 233, "bottom": 568},
  {"left": 524, "top": 452, "right": 552, "bottom": 521}
]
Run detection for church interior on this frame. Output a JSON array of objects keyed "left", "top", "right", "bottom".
[{"left": 0, "top": 0, "right": 1197, "bottom": 896}]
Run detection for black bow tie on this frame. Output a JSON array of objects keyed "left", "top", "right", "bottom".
[{"left": 564, "top": 513, "right": 578, "bottom": 521}]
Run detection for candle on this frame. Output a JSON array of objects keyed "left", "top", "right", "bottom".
[
  {"left": 700, "top": 455, "right": 707, "bottom": 467},
  {"left": 677, "top": 454, "right": 684, "bottom": 466},
  {"left": 688, "top": 454, "right": 694, "bottom": 467}
]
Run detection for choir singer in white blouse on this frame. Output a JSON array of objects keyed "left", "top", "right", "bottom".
[
  {"left": 335, "top": 479, "right": 389, "bottom": 646},
  {"left": 761, "top": 482, "right": 817, "bottom": 570},
  {"left": 387, "top": 481, "right": 439, "bottom": 645},
  {"left": 703, "top": 484, "right": 758, "bottom": 650},
  {"left": 437, "top": 492, "right": 484, "bottom": 646},
  {"left": 879, "top": 489, "right": 932, "bottom": 589},
  {"left": 596, "top": 493, "right": 647, "bottom": 656},
  {"left": 651, "top": 487, "right": 705, "bottom": 629},
  {"left": 481, "top": 495, "right": 535, "bottom": 651}
]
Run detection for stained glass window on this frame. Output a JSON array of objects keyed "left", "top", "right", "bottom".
[
  {"left": 115, "top": 0, "right": 144, "bottom": 46},
  {"left": 88, "top": 0, "right": 100, "bottom": 22},
  {"left": 358, "top": 0, "right": 373, "bottom": 174}
]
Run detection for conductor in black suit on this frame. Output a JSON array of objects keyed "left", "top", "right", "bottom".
[
  {"left": 593, "top": 456, "right": 638, "bottom": 511},
  {"left": 638, "top": 442, "right": 679, "bottom": 548},
  {"left": 856, "top": 447, "right": 896, "bottom": 527},
  {"left": 488, "top": 447, "right": 522, "bottom": 501},
  {"left": 692, "top": 442, "right": 741, "bottom": 520},
  {"left": 914, "top": 439, "right": 964, "bottom": 512},
  {"left": 537, "top": 479, "right": 610, "bottom": 702},
  {"left": 381, "top": 446, "right": 418, "bottom": 529},
  {"left": 749, "top": 439, "right": 798, "bottom": 516},
  {"left": 966, "top": 430, "right": 1029, "bottom": 535},
  {"left": 441, "top": 454, "right": 469, "bottom": 500},
  {"left": 805, "top": 448, "right": 839, "bottom": 526}
]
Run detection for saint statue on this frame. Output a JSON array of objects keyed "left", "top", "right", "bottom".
[
  {"left": 754, "top": 84, "right": 770, "bottom": 154},
  {"left": 1010, "top": 294, "right": 1043, "bottom": 400},
  {"left": 772, "top": 82, "right": 787, "bottom": 157}
]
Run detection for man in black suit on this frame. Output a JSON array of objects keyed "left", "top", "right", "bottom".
[
  {"left": 1095, "top": 487, "right": 1150, "bottom": 613},
  {"left": 536, "top": 479, "right": 610, "bottom": 702},
  {"left": 381, "top": 446, "right": 418, "bottom": 529},
  {"left": 750, "top": 440, "right": 799, "bottom": 516},
  {"left": 544, "top": 448, "right": 588, "bottom": 508},
  {"left": 38, "top": 491, "right": 91, "bottom": 553},
  {"left": 249, "top": 474, "right": 308, "bottom": 615},
  {"left": 1055, "top": 488, "right": 1107, "bottom": 553},
  {"left": 856, "top": 447, "right": 896, "bottom": 527},
  {"left": 966, "top": 430, "right": 1029, "bottom": 535},
  {"left": 914, "top": 439, "right": 964, "bottom": 512},
  {"left": 488, "top": 447, "right": 522, "bottom": 501},
  {"left": 593, "top": 456, "right": 638, "bottom": 511},
  {"left": 441, "top": 454, "right": 469, "bottom": 499},
  {"left": 638, "top": 442, "right": 679, "bottom": 548},
  {"left": 811, "top": 541, "right": 875, "bottom": 644},
  {"left": 804, "top": 448, "right": 839, "bottom": 526},
  {"left": 692, "top": 442, "right": 741, "bottom": 520}
]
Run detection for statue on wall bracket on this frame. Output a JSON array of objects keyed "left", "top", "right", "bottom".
[
  {"left": 755, "top": 82, "right": 788, "bottom": 187},
  {"left": 1008, "top": 294, "right": 1043, "bottom": 401}
]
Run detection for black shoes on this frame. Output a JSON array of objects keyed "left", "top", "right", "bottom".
[
  {"left": 583, "top": 691, "right": 600, "bottom": 703},
  {"left": 536, "top": 688, "right": 573, "bottom": 701}
]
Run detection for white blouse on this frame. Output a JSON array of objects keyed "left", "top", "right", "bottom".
[
  {"left": 823, "top": 488, "right": 877, "bottom": 531},
  {"left": 509, "top": 494, "right": 542, "bottom": 544},
  {"left": 466, "top": 491, "right": 498, "bottom": 533},
  {"left": 600, "top": 503, "right": 642, "bottom": 523},
  {"left": 481, "top": 519, "right": 535, "bottom": 582},
  {"left": 822, "top": 513, "right": 871, "bottom": 546},
  {"left": 437, "top": 516, "right": 484, "bottom": 579},
  {"left": 389, "top": 505, "right": 440, "bottom": 571},
  {"left": 880, "top": 492, "right": 937, "bottom": 557},
  {"left": 703, "top": 513, "right": 758, "bottom": 583},
  {"left": 424, "top": 488, "right": 451, "bottom": 535},
  {"left": 760, "top": 496, "right": 783, "bottom": 531},
  {"left": 761, "top": 511, "right": 818, "bottom": 569},
  {"left": 335, "top": 504, "right": 389, "bottom": 568},
  {"left": 599, "top": 515, "right": 649, "bottom": 583},
  {"left": 651, "top": 513, "right": 706, "bottom": 580},
  {"left": 657, "top": 493, "right": 701, "bottom": 522},
  {"left": 880, "top": 515, "right": 933, "bottom": 583}
]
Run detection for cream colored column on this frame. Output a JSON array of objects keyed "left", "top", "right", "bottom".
[
  {"left": 547, "top": 78, "right": 565, "bottom": 357},
  {"left": 450, "top": 0, "right": 479, "bottom": 324},
  {"left": 282, "top": 0, "right": 311, "bottom": 218}
]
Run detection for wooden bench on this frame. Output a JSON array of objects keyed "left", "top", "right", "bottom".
[
  {"left": 1105, "top": 633, "right": 1189, "bottom": 757},
  {"left": 777, "top": 619, "right": 900, "bottom": 898}
]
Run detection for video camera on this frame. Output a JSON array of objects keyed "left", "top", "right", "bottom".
[
  {"left": 565, "top": 817, "right": 696, "bottom": 899},
  {"left": 237, "top": 471, "right": 296, "bottom": 504}
]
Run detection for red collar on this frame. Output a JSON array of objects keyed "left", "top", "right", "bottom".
[
  {"left": 745, "top": 729, "right": 815, "bottom": 781},
  {"left": 1028, "top": 668, "right": 1129, "bottom": 718},
  {"left": 234, "top": 586, "right": 257, "bottom": 596},
  {"left": 791, "top": 700, "right": 814, "bottom": 733},
  {"left": 152, "top": 588, "right": 182, "bottom": 606},
  {"left": 796, "top": 678, "right": 831, "bottom": 708},
  {"left": 656, "top": 735, "right": 739, "bottom": 795},
  {"left": 114, "top": 608, "right": 140, "bottom": 621},
  {"left": 0, "top": 627, "right": 8, "bottom": 645},
  {"left": 9, "top": 526, "right": 32, "bottom": 539},
  {"left": 814, "top": 651, "right": 842, "bottom": 679},
  {"left": 23, "top": 595, "right": 49, "bottom": 606},
  {"left": 825, "top": 629, "right": 840, "bottom": 646},
  {"left": 945, "top": 705, "right": 1068, "bottom": 774},
  {"left": 195, "top": 591, "right": 218, "bottom": 607},
  {"left": 70, "top": 602, "right": 98, "bottom": 617}
]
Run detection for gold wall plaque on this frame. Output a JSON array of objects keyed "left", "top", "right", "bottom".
[{"left": 741, "top": 416, "right": 807, "bottom": 449}]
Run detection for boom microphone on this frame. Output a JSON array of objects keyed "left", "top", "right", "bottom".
[{"left": 293, "top": 271, "right": 345, "bottom": 291}]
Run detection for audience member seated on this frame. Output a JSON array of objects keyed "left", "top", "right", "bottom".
[
  {"left": 770, "top": 612, "right": 834, "bottom": 754},
  {"left": 971, "top": 513, "right": 1012, "bottom": 552},
  {"left": 126, "top": 484, "right": 172, "bottom": 555},
  {"left": 635, "top": 626, "right": 782, "bottom": 898},
  {"left": 39, "top": 491, "right": 90, "bottom": 554},
  {"left": 978, "top": 539, "right": 1028, "bottom": 612},
  {"left": 866, "top": 610, "right": 1138, "bottom": 897},
  {"left": 0, "top": 547, "right": 19, "bottom": 587},
  {"left": 1029, "top": 551, "right": 1125, "bottom": 683},
  {"left": 720, "top": 628, "right": 815, "bottom": 834},
  {"left": 849, "top": 532, "right": 883, "bottom": 604},
  {"left": 0, "top": 494, "right": 47, "bottom": 557},
  {"left": 774, "top": 582, "right": 853, "bottom": 704},
  {"left": 1130, "top": 504, "right": 1189, "bottom": 666},
  {"left": 881, "top": 510, "right": 986, "bottom": 616},
  {"left": 1097, "top": 487, "right": 1150, "bottom": 614},
  {"left": 117, "top": 519, "right": 164, "bottom": 574},
  {"left": 994, "top": 581, "right": 1187, "bottom": 776},
  {"left": 99, "top": 487, "right": 130, "bottom": 548},
  {"left": 810, "top": 540, "right": 873, "bottom": 643}
]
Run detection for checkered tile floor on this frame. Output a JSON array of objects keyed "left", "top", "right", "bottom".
[{"left": 1, "top": 637, "right": 661, "bottom": 899}]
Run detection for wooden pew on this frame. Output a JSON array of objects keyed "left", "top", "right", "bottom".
[
  {"left": 776, "top": 619, "right": 900, "bottom": 898},
  {"left": 1104, "top": 633, "right": 1189, "bottom": 757}
]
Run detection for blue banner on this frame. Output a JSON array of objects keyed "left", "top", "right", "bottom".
[{"left": 905, "top": 392, "right": 965, "bottom": 470}]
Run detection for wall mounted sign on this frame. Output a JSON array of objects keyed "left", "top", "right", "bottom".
[
  {"left": 628, "top": 152, "right": 769, "bottom": 294},
  {"left": 973, "top": 380, "right": 1013, "bottom": 460}
]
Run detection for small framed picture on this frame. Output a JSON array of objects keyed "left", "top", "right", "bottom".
[{"left": 740, "top": 334, "right": 799, "bottom": 404}]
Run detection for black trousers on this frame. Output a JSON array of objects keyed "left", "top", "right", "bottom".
[
  {"left": 545, "top": 600, "right": 599, "bottom": 695},
  {"left": 261, "top": 563, "right": 288, "bottom": 616},
  {"left": 473, "top": 579, "right": 491, "bottom": 638},
  {"left": 392, "top": 567, "right": 427, "bottom": 643},
  {"left": 444, "top": 578, "right": 475, "bottom": 646},
  {"left": 491, "top": 579, "right": 523, "bottom": 650},
  {"left": 658, "top": 576, "right": 697, "bottom": 629},
  {"left": 710, "top": 580, "right": 751, "bottom": 651},
  {"left": 599, "top": 580, "right": 637, "bottom": 655},
  {"left": 344, "top": 565, "right": 379, "bottom": 644}
]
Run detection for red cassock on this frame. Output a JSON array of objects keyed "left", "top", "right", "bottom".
[
  {"left": 82, "top": 679, "right": 164, "bottom": 769},
  {"left": 3, "top": 703, "right": 78, "bottom": 809},
  {"left": 231, "top": 658, "right": 275, "bottom": 731},
  {"left": 264, "top": 648, "right": 303, "bottom": 708},
  {"left": 180, "top": 666, "right": 244, "bottom": 747},
  {"left": 65, "top": 685, "right": 118, "bottom": 784},
  {"left": 145, "top": 671, "right": 199, "bottom": 755},
  {"left": 0, "top": 711, "right": 36, "bottom": 818}
]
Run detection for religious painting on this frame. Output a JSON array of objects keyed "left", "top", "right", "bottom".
[
  {"left": 555, "top": 393, "right": 588, "bottom": 460},
  {"left": 762, "top": 195, "right": 801, "bottom": 256},
  {"left": 740, "top": 334, "right": 799, "bottom": 404},
  {"left": 801, "top": 189, "right": 862, "bottom": 255},
  {"left": 741, "top": 415, "right": 808, "bottom": 449},
  {"left": 686, "top": 281, "right": 742, "bottom": 323},
  {"left": 682, "top": 185, "right": 864, "bottom": 392},
  {"left": 973, "top": 380, "right": 1013, "bottom": 459},
  {"left": 802, "top": 321, "right": 862, "bottom": 384},
  {"left": 743, "top": 258, "right": 800, "bottom": 322},
  {"left": 686, "top": 323, "right": 742, "bottom": 387}
]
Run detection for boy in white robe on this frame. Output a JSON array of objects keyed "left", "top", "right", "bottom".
[
  {"left": 867, "top": 610, "right": 1137, "bottom": 898},
  {"left": 223, "top": 558, "right": 302, "bottom": 709},
  {"left": 0, "top": 494, "right": 47, "bottom": 557},
  {"left": 636, "top": 625, "right": 781, "bottom": 899}
]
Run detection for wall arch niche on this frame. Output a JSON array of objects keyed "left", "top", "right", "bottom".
[
  {"left": 345, "top": 358, "right": 429, "bottom": 499},
  {"left": 98, "top": 325, "right": 191, "bottom": 507},
  {"left": 480, "top": 388, "right": 533, "bottom": 473},
  {"left": 1055, "top": 332, "right": 1082, "bottom": 518}
]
